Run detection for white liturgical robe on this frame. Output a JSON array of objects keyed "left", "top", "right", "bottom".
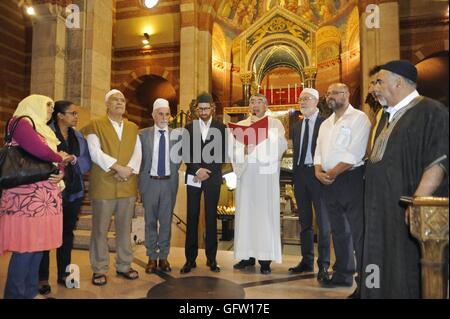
[{"left": 229, "top": 116, "right": 288, "bottom": 263}]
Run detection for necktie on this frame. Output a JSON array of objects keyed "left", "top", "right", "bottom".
[
  {"left": 299, "top": 119, "right": 309, "bottom": 165},
  {"left": 157, "top": 130, "right": 166, "bottom": 176}
]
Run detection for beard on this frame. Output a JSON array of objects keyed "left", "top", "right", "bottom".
[
  {"left": 373, "top": 93, "right": 388, "bottom": 107},
  {"left": 327, "top": 99, "right": 344, "bottom": 111}
]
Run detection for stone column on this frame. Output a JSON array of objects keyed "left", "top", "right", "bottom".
[
  {"left": 360, "top": 1, "right": 400, "bottom": 111},
  {"left": 240, "top": 72, "right": 253, "bottom": 106},
  {"left": 179, "top": 0, "right": 214, "bottom": 111},
  {"left": 30, "top": 3, "right": 67, "bottom": 100},
  {"left": 303, "top": 67, "right": 317, "bottom": 88},
  {"left": 81, "top": 0, "right": 113, "bottom": 118}
]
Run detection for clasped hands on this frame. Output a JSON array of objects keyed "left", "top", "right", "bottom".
[
  {"left": 316, "top": 169, "right": 336, "bottom": 185},
  {"left": 193, "top": 168, "right": 211, "bottom": 183},
  {"left": 111, "top": 163, "right": 133, "bottom": 182}
]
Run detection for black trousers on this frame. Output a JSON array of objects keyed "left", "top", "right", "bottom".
[
  {"left": 185, "top": 183, "right": 221, "bottom": 262},
  {"left": 39, "top": 197, "right": 83, "bottom": 281},
  {"left": 323, "top": 166, "right": 364, "bottom": 285},
  {"left": 293, "top": 165, "right": 331, "bottom": 269}
]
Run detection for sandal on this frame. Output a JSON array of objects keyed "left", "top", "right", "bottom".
[
  {"left": 116, "top": 268, "right": 139, "bottom": 280},
  {"left": 92, "top": 273, "right": 107, "bottom": 286}
]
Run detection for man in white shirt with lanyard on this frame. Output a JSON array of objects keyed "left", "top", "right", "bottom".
[{"left": 314, "top": 83, "right": 371, "bottom": 296}]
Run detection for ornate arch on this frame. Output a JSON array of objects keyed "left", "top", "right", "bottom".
[
  {"left": 117, "top": 65, "right": 179, "bottom": 98},
  {"left": 246, "top": 34, "right": 312, "bottom": 73}
]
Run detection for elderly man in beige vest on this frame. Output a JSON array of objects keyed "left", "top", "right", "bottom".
[{"left": 82, "top": 89, "right": 142, "bottom": 286}]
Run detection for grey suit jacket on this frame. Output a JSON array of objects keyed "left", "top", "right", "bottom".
[{"left": 138, "top": 126, "right": 182, "bottom": 197}]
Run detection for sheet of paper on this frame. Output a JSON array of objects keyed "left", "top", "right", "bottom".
[{"left": 186, "top": 174, "right": 202, "bottom": 188}]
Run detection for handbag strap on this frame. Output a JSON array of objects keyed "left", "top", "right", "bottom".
[{"left": 5, "top": 115, "right": 36, "bottom": 144}]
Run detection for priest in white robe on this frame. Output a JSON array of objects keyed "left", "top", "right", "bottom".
[{"left": 228, "top": 93, "right": 288, "bottom": 274}]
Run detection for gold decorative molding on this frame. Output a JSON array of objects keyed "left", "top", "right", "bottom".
[
  {"left": 113, "top": 45, "right": 181, "bottom": 58},
  {"left": 400, "top": 196, "right": 449, "bottom": 299},
  {"left": 224, "top": 104, "right": 299, "bottom": 115},
  {"left": 239, "top": 72, "right": 253, "bottom": 85},
  {"left": 247, "top": 15, "right": 312, "bottom": 49}
]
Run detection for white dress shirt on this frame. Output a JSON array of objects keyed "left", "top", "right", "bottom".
[
  {"left": 199, "top": 117, "right": 212, "bottom": 142},
  {"left": 150, "top": 126, "right": 170, "bottom": 176},
  {"left": 314, "top": 104, "right": 371, "bottom": 172},
  {"left": 86, "top": 117, "right": 142, "bottom": 173},
  {"left": 385, "top": 90, "right": 419, "bottom": 122},
  {"left": 297, "top": 109, "right": 319, "bottom": 166}
]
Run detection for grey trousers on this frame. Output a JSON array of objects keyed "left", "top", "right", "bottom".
[
  {"left": 141, "top": 179, "right": 175, "bottom": 260},
  {"left": 90, "top": 197, "right": 136, "bottom": 274}
]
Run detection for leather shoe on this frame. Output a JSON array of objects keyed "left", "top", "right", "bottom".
[
  {"left": 180, "top": 261, "right": 197, "bottom": 274},
  {"left": 317, "top": 267, "right": 330, "bottom": 282},
  {"left": 260, "top": 265, "right": 272, "bottom": 274},
  {"left": 158, "top": 259, "right": 172, "bottom": 272},
  {"left": 288, "top": 262, "right": 313, "bottom": 274},
  {"left": 233, "top": 258, "right": 255, "bottom": 269},
  {"left": 320, "top": 277, "right": 353, "bottom": 288},
  {"left": 38, "top": 284, "right": 51, "bottom": 295},
  {"left": 145, "top": 259, "right": 157, "bottom": 274},
  {"left": 206, "top": 260, "right": 221, "bottom": 272}
]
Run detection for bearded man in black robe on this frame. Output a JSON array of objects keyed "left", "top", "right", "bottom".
[{"left": 361, "top": 60, "right": 449, "bottom": 299}]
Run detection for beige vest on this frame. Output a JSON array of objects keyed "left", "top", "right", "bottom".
[{"left": 83, "top": 116, "right": 139, "bottom": 200}]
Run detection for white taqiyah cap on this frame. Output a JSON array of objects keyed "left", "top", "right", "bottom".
[
  {"left": 153, "top": 98, "right": 169, "bottom": 111},
  {"left": 105, "top": 89, "right": 124, "bottom": 103},
  {"left": 300, "top": 88, "right": 319, "bottom": 99}
]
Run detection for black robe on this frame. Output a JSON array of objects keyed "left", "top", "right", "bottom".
[{"left": 361, "top": 97, "right": 449, "bottom": 299}]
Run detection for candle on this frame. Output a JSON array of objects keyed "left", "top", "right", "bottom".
[
  {"left": 288, "top": 84, "right": 290, "bottom": 104},
  {"left": 295, "top": 83, "right": 297, "bottom": 102},
  {"left": 271, "top": 85, "right": 273, "bottom": 104}
]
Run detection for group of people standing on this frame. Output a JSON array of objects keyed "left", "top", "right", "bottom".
[
  {"left": 289, "top": 60, "right": 448, "bottom": 299},
  {"left": 0, "top": 59, "right": 447, "bottom": 299}
]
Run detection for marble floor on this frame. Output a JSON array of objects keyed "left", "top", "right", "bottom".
[{"left": 0, "top": 245, "right": 354, "bottom": 299}]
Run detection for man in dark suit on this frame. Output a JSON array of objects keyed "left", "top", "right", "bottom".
[
  {"left": 180, "top": 92, "right": 226, "bottom": 274},
  {"left": 289, "top": 88, "right": 331, "bottom": 283},
  {"left": 139, "top": 98, "right": 182, "bottom": 274}
]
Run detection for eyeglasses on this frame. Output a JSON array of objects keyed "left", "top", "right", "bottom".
[
  {"left": 299, "top": 96, "right": 315, "bottom": 102},
  {"left": 197, "top": 107, "right": 211, "bottom": 112},
  {"left": 325, "top": 91, "right": 347, "bottom": 97},
  {"left": 62, "top": 111, "right": 78, "bottom": 116}
]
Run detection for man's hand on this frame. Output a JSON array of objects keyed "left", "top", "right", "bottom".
[
  {"left": 315, "top": 171, "right": 334, "bottom": 185},
  {"left": 195, "top": 168, "right": 211, "bottom": 182},
  {"left": 111, "top": 164, "right": 133, "bottom": 181},
  {"left": 48, "top": 170, "right": 64, "bottom": 184},
  {"left": 113, "top": 173, "right": 125, "bottom": 182}
]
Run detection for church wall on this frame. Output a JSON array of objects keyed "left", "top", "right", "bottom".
[
  {"left": 230, "top": 70, "right": 242, "bottom": 105},
  {"left": 112, "top": 1, "right": 181, "bottom": 124},
  {"left": 0, "top": 0, "right": 31, "bottom": 136},
  {"left": 399, "top": 0, "right": 448, "bottom": 63},
  {"left": 316, "top": 58, "right": 341, "bottom": 97}
]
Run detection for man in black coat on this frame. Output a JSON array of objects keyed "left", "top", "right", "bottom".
[
  {"left": 181, "top": 92, "right": 226, "bottom": 274},
  {"left": 289, "top": 88, "right": 331, "bottom": 283}
]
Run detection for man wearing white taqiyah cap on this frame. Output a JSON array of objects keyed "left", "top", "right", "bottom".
[
  {"left": 288, "top": 87, "right": 332, "bottom": 283},
  {"left": 81, "top": 89, "right": 142, "bottom": 285},
  {"left": 138, "top": 98, "right": 182, "bottom": 274}
]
